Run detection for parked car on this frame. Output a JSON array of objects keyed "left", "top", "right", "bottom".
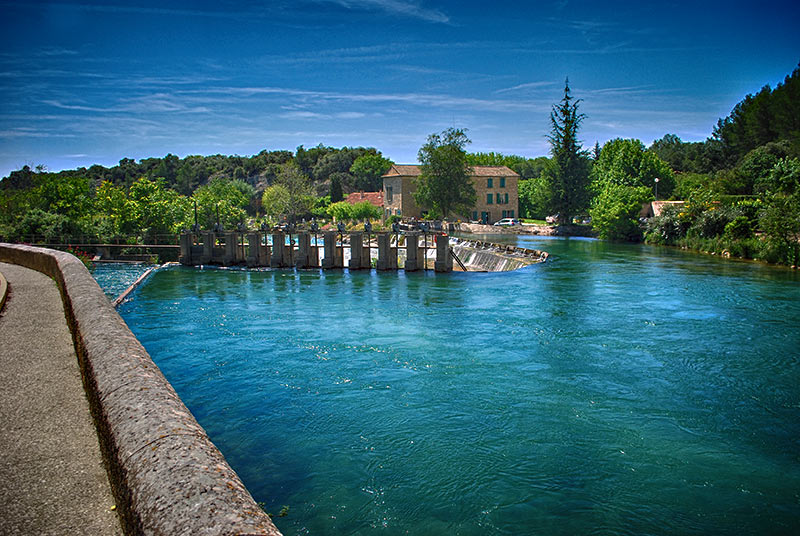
[{"left": 493, "top": 218, "right": 519, "bottom": 227}]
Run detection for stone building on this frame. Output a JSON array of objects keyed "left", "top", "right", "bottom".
[{"left": 382, "top": 164, "right": 519, "bottom": 224}]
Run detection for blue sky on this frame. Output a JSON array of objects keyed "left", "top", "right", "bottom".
[{"left": 1, "top": 0, "right": 798, "bottom": 179}]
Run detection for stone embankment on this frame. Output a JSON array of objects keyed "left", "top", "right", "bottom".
[
  {"left": 0, "top": 243, "right": 281, "bottom": 536},
  {"left": 456, "top": 222, "right": 595, "bottom": 237}
]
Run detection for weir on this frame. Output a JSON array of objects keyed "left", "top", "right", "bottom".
[{"left": 179, "top": 229, "right": 462, "bottom": 272}]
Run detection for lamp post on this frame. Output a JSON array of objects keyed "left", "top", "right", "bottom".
[
  {"left": 654, "top": 177, "right": 660, "bottom": 201},
  {"left": 420, "top": 222, "right": 429, "bottom": 271}
]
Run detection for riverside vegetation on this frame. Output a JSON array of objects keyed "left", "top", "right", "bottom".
[{"left": 1, "top": 66, "right": 798, "bottom": 266}]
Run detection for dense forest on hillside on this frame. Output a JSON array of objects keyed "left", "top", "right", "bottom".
[{"left": 1, "top": 65, "right": 798, "bottom": 264}]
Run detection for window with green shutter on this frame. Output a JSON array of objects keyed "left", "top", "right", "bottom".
[
  {"left": 505, "top": 193, "right": 509, "bottom": 204},
  {"left": 487, "top": 178, "right": 493, "bottom": 188},
  {"left": 500, "top": 177, "right": 506, "bottom": 188},
  {"left": 496, "top": 193, "right": 501, "bottom": 204},
  {"left": 487, "top": 193, "right": 493, "bottom": 204}
]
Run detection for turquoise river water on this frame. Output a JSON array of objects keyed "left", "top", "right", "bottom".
[{"left": 108, "top": 236, "right": 800, "bottom": 535}]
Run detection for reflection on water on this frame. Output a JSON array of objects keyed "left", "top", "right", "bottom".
[{"left": 114, "top": 237, "right": 800, "bottom": 535}]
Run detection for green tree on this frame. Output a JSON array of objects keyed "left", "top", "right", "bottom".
[
  {"left": 590, "top": 184, "right": 652, "bottom": 241},
  {"left": 261, "top": 184, "right": 290, "bottom": 223},
  {"left": 276, "top": 163, "right": 315, "bottom": 223},
  {"left": 350, "top": 154, "right": 392, "bottom": 191},
  {"left": 327, "top": 201, "right": 353, "bottom": 221},
  {"left": 759, "top": 158, "right": 800, "bottom": 266},
  {"left": 33, "top": 172, "right": 93, "bottom": 220},
  {"left": 518, "top": 177, "right": 551, "bottom": 219},
  {"left": 329, "top": 172, "right": 344, "bottom": 202},
  {"left": 128, "top": 177, "right": 191, "bottom": 238},
  {"left": 544, "top": 79, "right": 591, "bottom": 222},
  {"left": 649, "top": 134, "right": 706, "bottom": 173},
  {"left": 192, "top": 177, "right": 254, "bottom": 230},
  {"left": 95, "top": 180, "right": 135, "bottom": 236},
  {"left": 414, "top": 127, "right": 476, "bottom": 218},
  {"left": 593, "top": 138, "right": 675, "bottom": 199},
  {"left": 351, "top": 200, "right": 382, "bottom": 220},
  {"left": 13, "top": 209, "right": 84, "bottom": 242}
]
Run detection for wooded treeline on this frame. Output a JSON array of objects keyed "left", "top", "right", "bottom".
[{"left": 1, "top": 65, "right": 798, "bottom": 264}]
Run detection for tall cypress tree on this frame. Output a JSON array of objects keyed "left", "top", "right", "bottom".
[{"left": 544, "top": 79, "right": 591, "bottom": 223}]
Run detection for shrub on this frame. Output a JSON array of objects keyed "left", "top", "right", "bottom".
[
  {"left": 689, "top": 206, "right": 735, "bottom": 238},
  {"left": 644, "top": 205, "right": 690, "bottom": 244},
  {"left": 351, "top": 201, "right": 382, "bottom": 221},
  {"left": 327, "top": 201, "right": 353, "bottom": 221},
  {"left": 724, "top": 216, "right": 753, "bottom": 240},
  {"left": 726, "top": 237, "right": 760, "bottom": 259}
]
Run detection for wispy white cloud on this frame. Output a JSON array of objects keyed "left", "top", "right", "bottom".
[
  {"left": 2, "top": 1, "right": 254, "bottom": 20},
  {"left": 40, "top": 93, "right": 212, "bottom": 114},
  {"left": 0, "top": 127, "right": 77, "bottom": 139},
  {"left": 494, "top": 81, "right": 556, "bottom": 94},
  {"left": 279, "top": 110, "right": 369, "bottom": 120},
  {"left": 314, "top": 0, "right": 450, "bottom": 24},
  {"left": 188, "top": 84, "right": 556, "bottom": 116},
  {"left": 4, "top": 0, "right": 451, "bottom": 24}
]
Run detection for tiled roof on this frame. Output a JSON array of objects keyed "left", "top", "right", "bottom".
[
  {"left": 345, "top": 191, "right": 384, "bottom": 207},
  {"left": 470, "top": 165, "right": 519, "bottom": 177},
  {"left": 384, "top": 164, "right": 424, "bottom": 176},
  {"left": 382, "top": 164, "right": 519, "bottom": 178}
]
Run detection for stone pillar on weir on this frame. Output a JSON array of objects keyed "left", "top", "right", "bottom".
[
  {"left": 295, "top": 232, "right": 312, "bottom": 268},
  {"left": 222, "top": 232, "right": 238, "bottom": 265},
  {"left": 376, "top": 233, "right": 397, "bottom": 271},
  {"left": 308, "top": 234, "right": 320, "bottom": 268},
  {"left": 179, "top": 232, "right": 192, "bottom": 265},
  {"left": 201, "top": 231, "right": 214, "bottom": 264},
  {"left": 434, "top": 233, "right": 453, "bottom": 272},
  {"left": 404, "top": 232, "right": 423, "bottom": 271},
  {"left": 322, "top": 231, "right": 342, "bottom": 269},
  {"left": 270, "top": 232, "right": 285, "bottom": 268},
  {"left": 349, "top": 232, "right": 364, "bottom": 270},
  {"left": 246, "top": 232, "right": 261, "bottom": 267}
]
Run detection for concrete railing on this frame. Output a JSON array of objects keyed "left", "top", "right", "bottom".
[{"left": 0, "top": 243, "right": 281, "bottom": 536}]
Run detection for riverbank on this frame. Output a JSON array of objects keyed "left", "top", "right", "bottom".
[{"left": 456, "top": 222, "right": 595, "bottom": 237}]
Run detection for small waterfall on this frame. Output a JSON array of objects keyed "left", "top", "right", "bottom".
[{"left": 451, "top": 239, "right": 547, "bottom": 272}]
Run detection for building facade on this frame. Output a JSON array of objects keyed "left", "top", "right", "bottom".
[{"left": 382, "top": 164, "right": 519, "bottom": 224}]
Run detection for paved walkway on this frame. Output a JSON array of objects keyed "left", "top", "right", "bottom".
[{"left": 0, "top": 263, "right": 122, "bottom": 535}]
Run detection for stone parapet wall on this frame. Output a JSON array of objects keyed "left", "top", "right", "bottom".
[
  {"left": 0, "top": 243, "right": 281, "bottom": 536},
  {"left": 0, "top": 268, "right": 7, "bottom": 311}
]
